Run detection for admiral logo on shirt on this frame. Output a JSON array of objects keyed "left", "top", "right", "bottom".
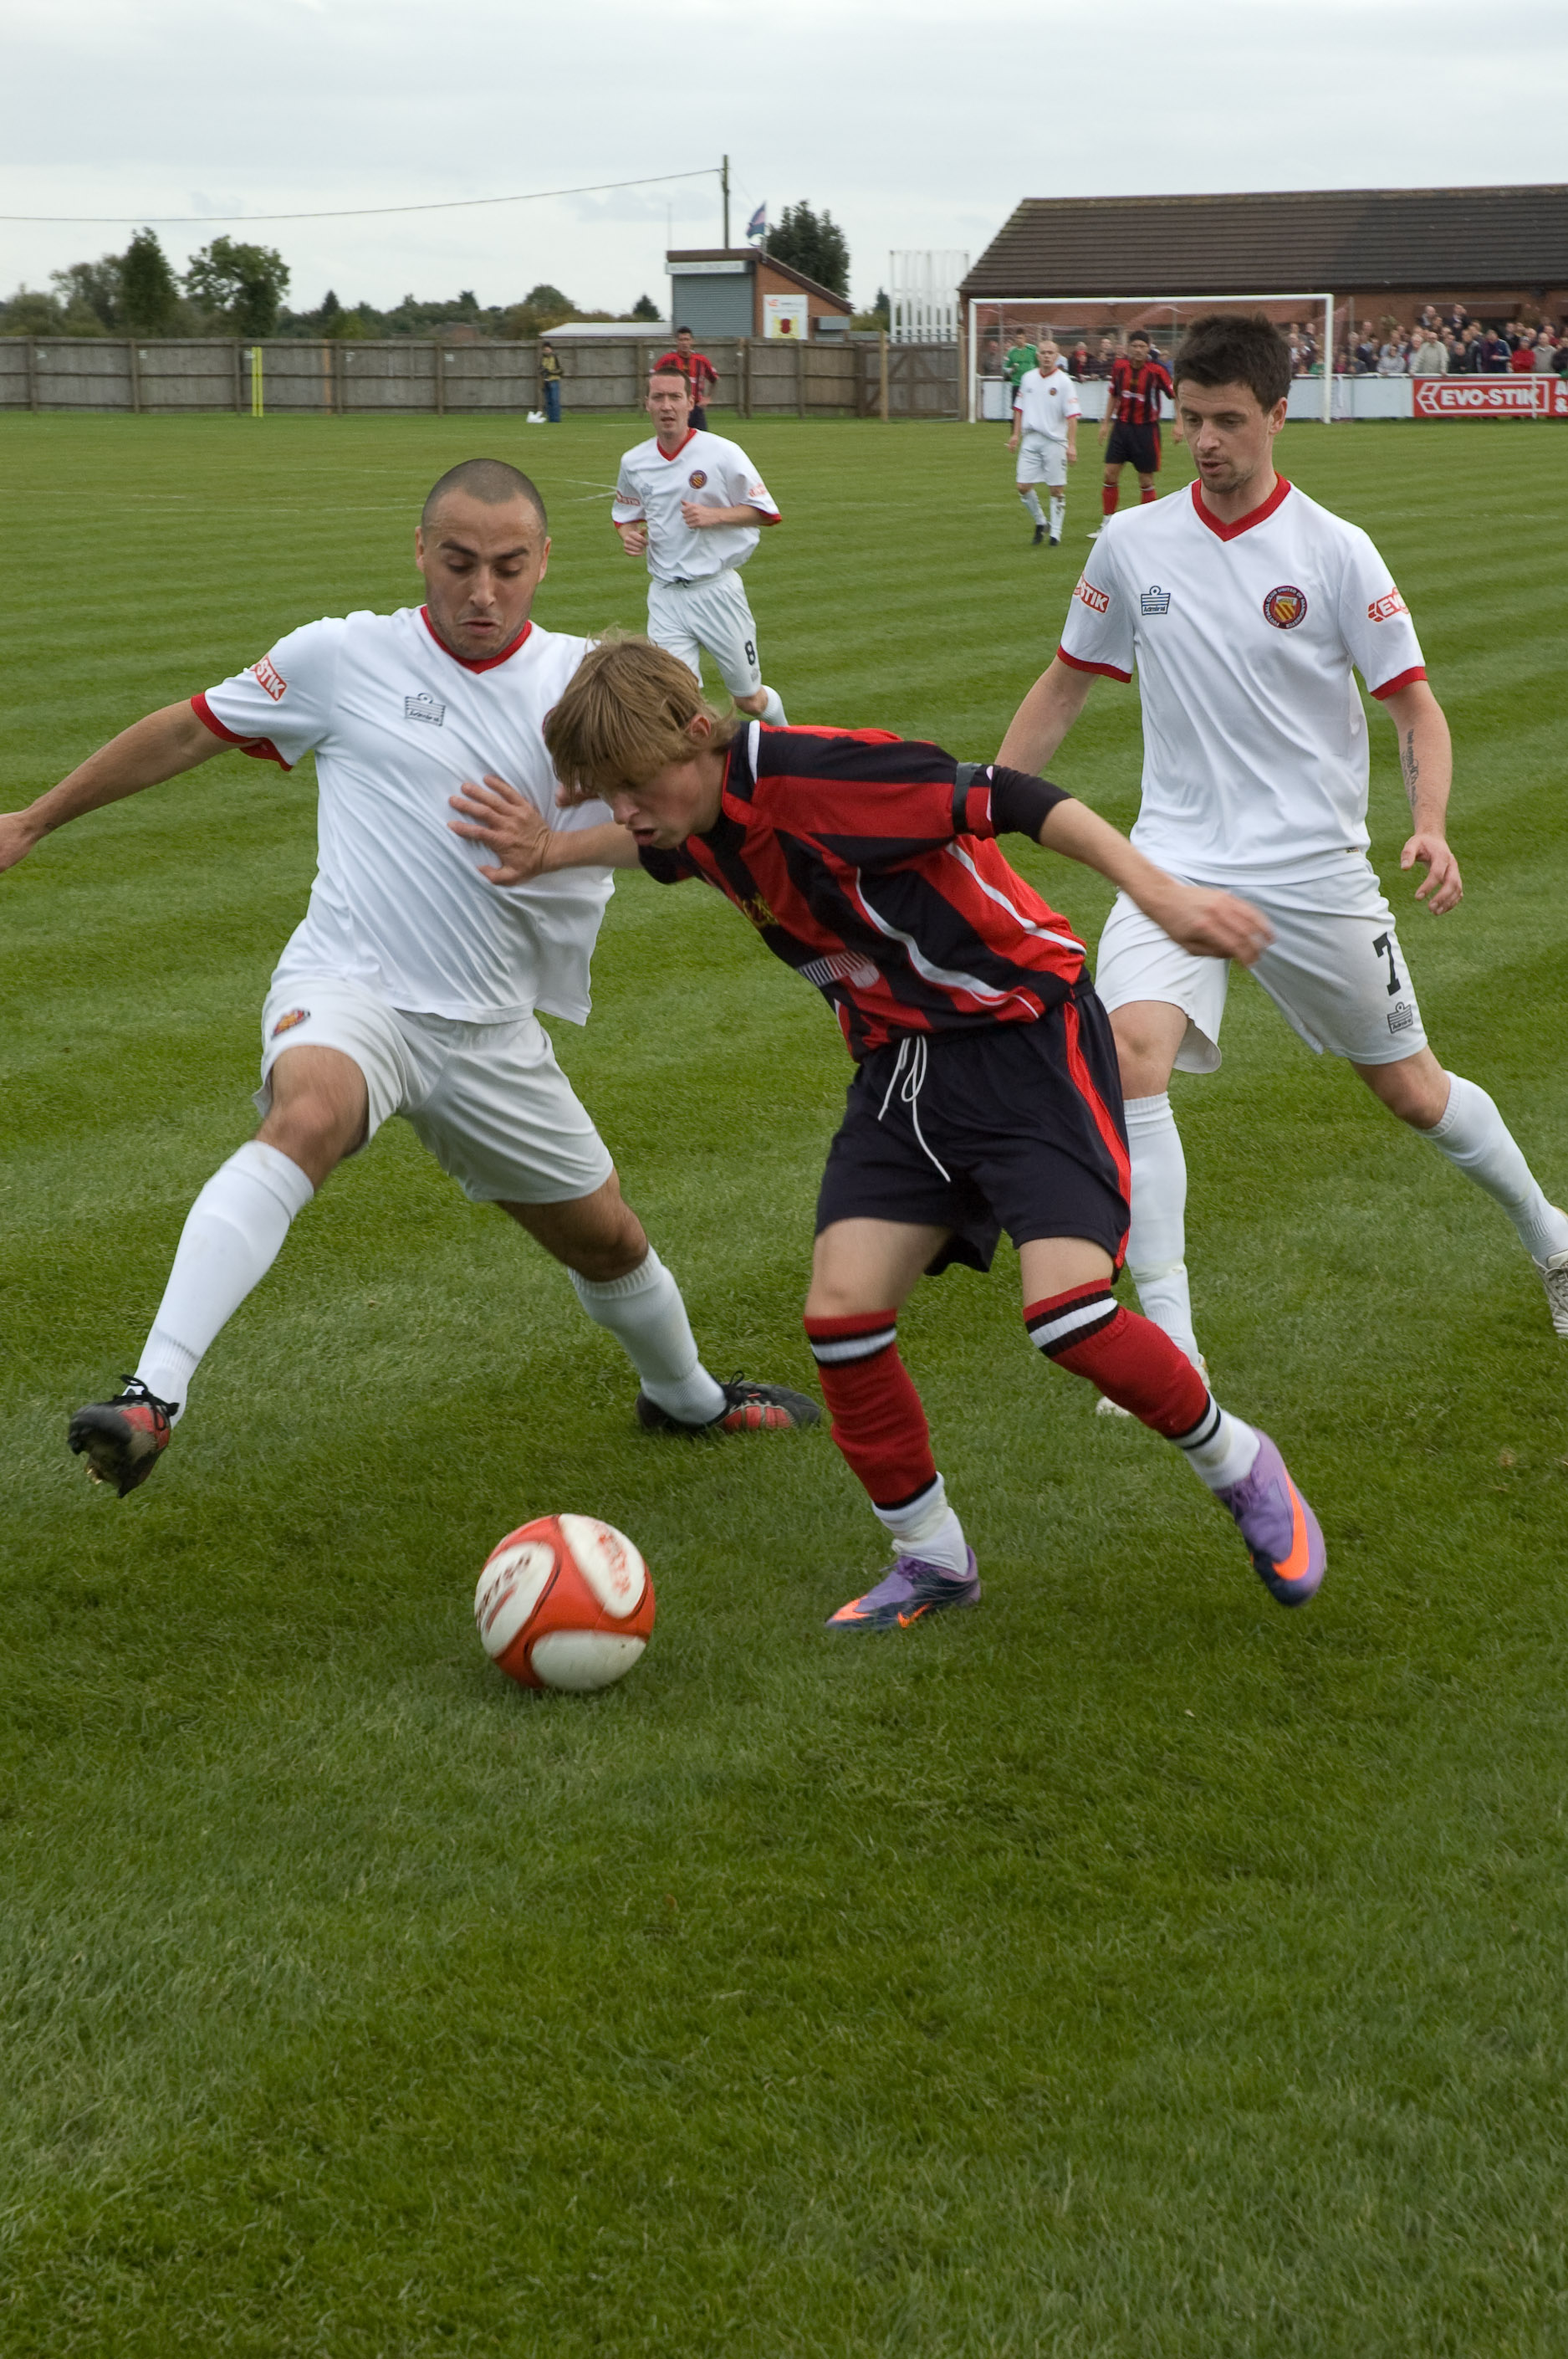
[
  {"left": 1140, "top": 586, "right": 1172, "bottom": 615},
  {"left": 250, "top": 655, "right": 287, "bottom": 701},
  {"left": 1262, "top": 584, "right": 1309, "bottom": 630},
  {"left": 405, "top": 692, "right": 446, "bottom": 727},
  {"left": 1073, "top": 576, "right": 1111, "bottom": 617},
  {"left": 1367, "top": 589, "right": 1408, "bottom": 622}
]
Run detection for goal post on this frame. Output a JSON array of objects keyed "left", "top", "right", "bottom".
[{"left": 968, "top": 293, "right": 1336, "bottom": 426}]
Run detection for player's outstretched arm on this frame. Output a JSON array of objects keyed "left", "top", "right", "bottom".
[
  {"left": 1381, "top": 678, "right": 1462, "bottom": 914},
  {"left": 997, "top": 656, "right": 1097, "bottom": 775},
  {"left": 1038, "top": 795, "right": 1274, "bottom": 966},
  {"left": 0, "top": 701, "right": 223, "bottom": 875},
  {"left": 447, "top": 775, "right": 640, "bottom": 885}
]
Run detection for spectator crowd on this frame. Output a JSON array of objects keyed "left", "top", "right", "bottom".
[
  {"left": 981, "top": 307, "right": 1567, "bottom": 386},
  {"left": 1341, "top": 304, "right": 1566, "bottom": 376}
]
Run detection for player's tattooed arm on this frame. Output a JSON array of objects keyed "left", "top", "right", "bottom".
[
  {"left": 0, "top": 699, "right": 223, "bottom": 875},
  {"left": 1381, "top": 678, "right": 1462, "bottom": 914},
  {"left": 1037, "top": 797, "right": 1274, "bottom": 966},
  {"left": 448, "top": 774, "right": 639, "bottom": 883}
]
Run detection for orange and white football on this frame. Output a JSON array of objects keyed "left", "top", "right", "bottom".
[{"left": 474, "top": 1514, "right": 655, "bottom": 1693}]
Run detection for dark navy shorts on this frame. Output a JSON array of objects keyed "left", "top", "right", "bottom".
[
  {"left": 815, "top": 990, "right": 1131, "bottom": 1277},
  {"left": 1105, "top": 420, "right": 1161, "bottom": 473}
]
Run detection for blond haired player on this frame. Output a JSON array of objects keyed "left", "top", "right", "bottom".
[
  {"left": 1001, "top": 314, "right": 1568, "bottom": 1378},
  {"left": 613, "top": 366, "right": 787, "bottom": 725},
  {"left": 0, "top": 459, "right": 815, "bottom": 1494},
  {"left": 1006, "top": 338, "right": 1080, "bottom": 545}
]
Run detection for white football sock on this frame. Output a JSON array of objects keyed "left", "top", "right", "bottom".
[
  {"left": 568, "top": 1248, "right": 726, "bottom": 1424},
  {"left": 873, "top": 1474, "right": 970, "bottom": 1575},
  {"left": 135, "top": 1140, "right": 315, "bottom": 1419},
  {"left": 1426, "top": 1073, "right": 1568, "bottom": 1263},
  {"left": 758, "top": 685, "right": 788, "bottom": 726},
  {"left": 1022, "top": 489, "right": 1045, "bottom": 527},
  {"left": 1174, "top": 1397, "right": 1260, "bottom": 1492},
  {"left": 1048, "top": 491, "right": 1065, "bottom": 537},
  {"left": 1123, "top": 1093, "right": 1203, "bottom": 1369}
]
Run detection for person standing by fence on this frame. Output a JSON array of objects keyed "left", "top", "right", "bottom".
[
  {"left": 653, "top": 329, "right": 719, "bottom": 428},
  {"left": 539, "top": 342, "right": 564, "bottom": 424}
]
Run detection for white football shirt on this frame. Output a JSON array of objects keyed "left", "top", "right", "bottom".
[
  {"left": 196, "top": 607, "right": 615, "bottom": 1024},
  {"left": 1058, "top": 478, "right": 1427, "bottom": 883},
  {"left": 1014, "top": 365, "right": 1081, "bottom": 440},
  {"left": 612, "top": 427, "right": 781, "bottom": 584}
]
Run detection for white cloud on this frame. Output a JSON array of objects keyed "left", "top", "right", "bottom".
[{"left": 3, "top": 0, "right": 1564, "bottom": 312}]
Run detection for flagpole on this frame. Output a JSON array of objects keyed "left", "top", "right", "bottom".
[{"left": 722, "top": 155, "right": 730, "bottom": 248}]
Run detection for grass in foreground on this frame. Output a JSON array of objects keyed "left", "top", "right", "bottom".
[{"left": 2, "top": 412, "right": 1567, "bottom": 2356}]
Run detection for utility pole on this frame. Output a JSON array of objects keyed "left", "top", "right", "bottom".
[{"left": 722, "top": 155, "right": 730, "bottom": 249}]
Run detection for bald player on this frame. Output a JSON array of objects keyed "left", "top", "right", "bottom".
[{"left": 0, "top": 458, "right": 817, "bottom": 1494}]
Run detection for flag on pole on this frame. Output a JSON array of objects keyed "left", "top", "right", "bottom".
[{"left": 745, "top": 204, "right": 766, "bottom": 245}]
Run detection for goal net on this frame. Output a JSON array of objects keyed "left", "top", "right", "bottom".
[{"left": 968, "top": 292, "right": 1336, "bottom": 423}]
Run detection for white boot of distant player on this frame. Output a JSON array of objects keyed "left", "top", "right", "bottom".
[
  {"left": 1424, "top": 1074, "right": 1568, "bottom": 1329},
  {"left": 1097, "top": 1094, "right": 1204, "bottom": 1416},
  {"left": 569, "top": 1249, "right": 727, "bottom": 1424},
  {"left": 135, "top": 1141, "right": 316, "bottom": 1419},
  {"left": 1021, "top": 489, "right": 1046, "bottom": 531},
  {"left": 758, "top": 686, "right": 788, "bottom": 726},
  {"left": 1048, "top": 490, "right": 1066, "bottom": 543}
]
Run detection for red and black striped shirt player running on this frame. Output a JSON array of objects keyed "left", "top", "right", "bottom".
[
  {"left": 1098, "top": 331, "right": 1174, "bottom": 521},
  {"left": 508, "top": 637, "right": 1327, "bottom": 1629}
]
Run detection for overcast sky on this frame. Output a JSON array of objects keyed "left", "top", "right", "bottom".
[{"left": 5, "top": 0, "right": 1565, "bottom": 318}]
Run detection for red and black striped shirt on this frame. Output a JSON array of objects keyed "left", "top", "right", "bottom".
[
  {"left": 639, "top": 724, "right": 1086, "bottom": 1059},
  {"left": 1111, "top": 355, "right": 1173, "bottom": 427}
]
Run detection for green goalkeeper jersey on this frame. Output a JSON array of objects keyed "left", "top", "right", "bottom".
[{"left": 1004, "top": 341, "right": 1038, "bottom": 386}]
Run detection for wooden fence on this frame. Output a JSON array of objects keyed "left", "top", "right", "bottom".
[{"left": 0, "top": 335, "right": 963, "bottom": 420}]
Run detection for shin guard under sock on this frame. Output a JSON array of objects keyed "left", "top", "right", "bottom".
[
  {"left": 135, "top": 1140, "right": 315, "bottom": 1420},
  {"left": 1101, "top": 483, "right": 1119, "bottom": 518},
  {"left": 804, "top": 1310, "right": 936, "bottom": 1507},
  {"left": 1024, "top": 1282, "right": 1207, "bottom": 1435}
]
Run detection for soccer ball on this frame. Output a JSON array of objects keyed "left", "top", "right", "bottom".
[{"left": 474, "top": 1514, "right": 655, "bottom": 1693}]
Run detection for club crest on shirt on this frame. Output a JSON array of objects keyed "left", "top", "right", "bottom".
[
  {"left": 1140, "top": 585, "right": 1172, "bottom": 615},
  {"left": 738, "top": 893, "right": 775, "bottom": 930},
  {"left": 1262, "top": 584, "right": 1309, "bottom": 630},
  {"left": 404, "top": 691, "right": 446, "bottom": 726},
  {"left": 270, "top": 1008, "right": 310, "bottom": 1037},
  {"left": 687, "top": 469, "right": 708, "bottom": 489},
  {"left": 1367, "top": 588, "right": 1408, "bottom": 622},
  {"left": 250, "top": 655, "right": 287, "bottom": 701}
]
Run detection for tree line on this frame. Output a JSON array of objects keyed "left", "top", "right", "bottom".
[{"left": 3, "top": 202, "right": 865, "bottom": 341}]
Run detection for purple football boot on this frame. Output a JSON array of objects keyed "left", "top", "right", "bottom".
[
  {"left": 1215, "top": 1430, "right": 1325, "bottom": 1607},
  {"left": 826, "top": 1549, "right": 982, "bottom": 1631}
]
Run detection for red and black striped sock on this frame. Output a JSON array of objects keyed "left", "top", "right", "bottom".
[
  {"left": 1024, "top": 1282, "right": 1208, "bottom": 1435},
  {"left": 804, "top": 1309, "right": 937, "bottom": 1507}
]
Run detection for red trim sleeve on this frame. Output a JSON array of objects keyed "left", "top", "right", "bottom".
[
  {"left": 1370, "top": 665, "right": 1428, "bottom": 701},
  {"left": 1055, "top": 644, "right": 1131, "bottom": 683},
  {"left": 190, "top": 693, "right": 291, "bottom": 770}
]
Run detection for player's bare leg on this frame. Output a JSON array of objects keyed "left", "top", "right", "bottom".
[
  {"left": 515, "top": 1173, "right": 816, "bottom": 1433},
  {"left": 1351, "top": 1045, "right": 1568, "bottom": 1332},
  {"left": 68, "top": 1045, "right": 358, "bottom": 1492}
]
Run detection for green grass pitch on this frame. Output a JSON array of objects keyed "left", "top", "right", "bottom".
[{"left": 3, "top": 407, "right": 1566, "bottom": 2356}]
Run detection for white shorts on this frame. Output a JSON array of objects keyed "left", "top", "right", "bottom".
[
  {"left": 1094, "top": 857, "right": 1429, "bottom": 1072},
  {"left": 647, "top": 570, "right": 762, "bottom": 698},
  {"left": 258, "top": 974, "right": 615, "bottom": 1203},
  {"left": 1016, "top": 430, "right": 1068, "bottom": 488}
]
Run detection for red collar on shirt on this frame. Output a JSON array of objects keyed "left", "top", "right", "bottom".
[
  {"left": 656, "top": 427, "right": 699, "bottom": 462},
  {"left": 1189, "top": 474, "right": 1291, "bottom": 542},
  {"left": 419, "top": 606, "right": 533, "bottom": 673}
]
